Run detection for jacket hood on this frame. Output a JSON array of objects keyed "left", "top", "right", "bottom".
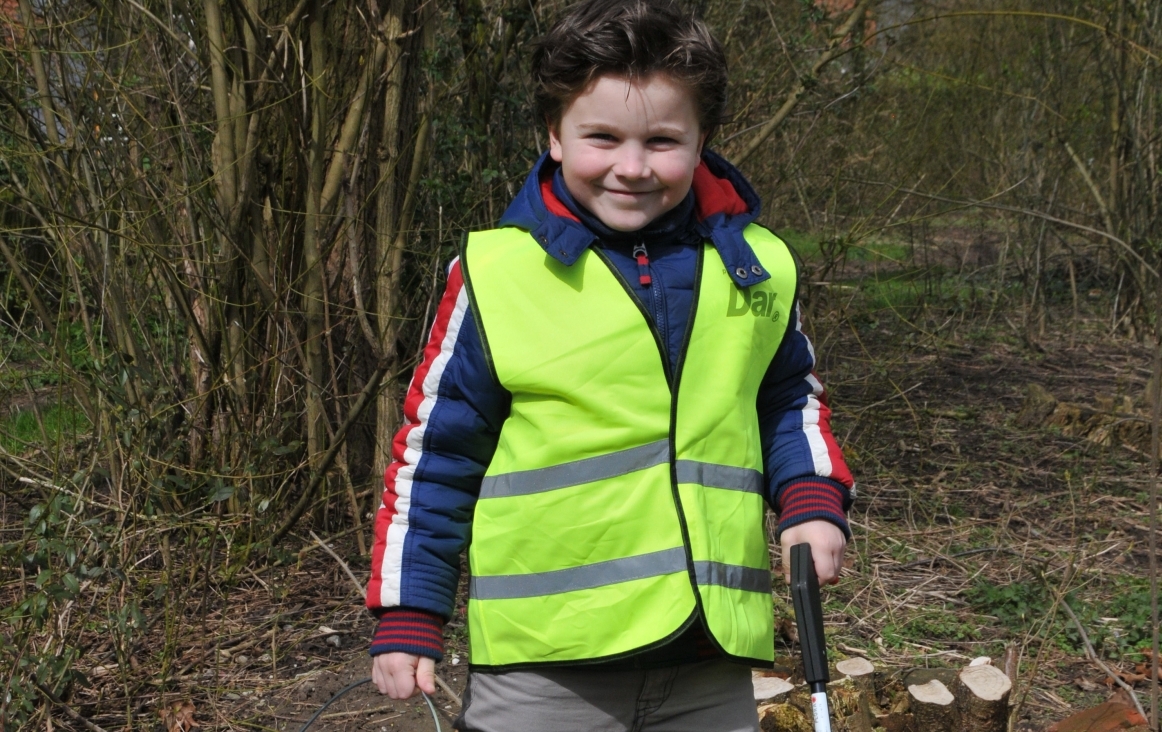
[{"left": 498, "top": 149, "right": 771, "bottom": 287}]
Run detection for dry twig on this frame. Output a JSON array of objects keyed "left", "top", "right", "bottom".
[
  {"left": 310, "top": 530, "right": 365, "bottom": 599},
  {"left": 435, "top": 674, "right": 463, "bottom": 709},
  {"left": 1060, "top": 600, "right": 1148, "bottom": 721},
  {"left": 34, "top": 681, "right": 111, "bottom": 732}
]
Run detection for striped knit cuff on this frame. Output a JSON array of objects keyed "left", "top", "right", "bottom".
[
  {"left": 369, "top": 608, "right": 445, "bottom": 662},
  {"left": 775, "top": 478, "right": 852, "bottom": 541}
]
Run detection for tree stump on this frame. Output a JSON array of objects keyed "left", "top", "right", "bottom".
[
  {"left": 954, "top": 664, "right": 1011, "bottom": 732},
  {"left": 837, "top": 657, "right": 878, "bottom": 730},
  {"left": 837, "top": 657, "right": 876, "bottom": 689},
  {"left": 752, "top": 673, "right": 795, "bottom": 702},
  {"left": 910, "top": 679, "right": 957, "bottom": 730}
]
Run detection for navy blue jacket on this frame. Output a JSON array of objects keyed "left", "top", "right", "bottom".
[{"left": 367, "top": 151, "right": 854, "bottom": 662}]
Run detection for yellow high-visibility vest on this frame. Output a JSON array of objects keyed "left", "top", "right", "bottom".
[{"left": 461, "top": 224, "right": 797, "bottom": 669}]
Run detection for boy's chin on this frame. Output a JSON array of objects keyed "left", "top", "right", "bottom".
[{"left": 592, "top": 207, "right": 665, "bottom": 233}]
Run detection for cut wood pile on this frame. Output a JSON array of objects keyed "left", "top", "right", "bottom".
[
  {"left": 1016, "top": 383, "right": 1153, "bottom": 453},
  {"left": 752, "top": 656, "right": 1149, "bottom": 732}
]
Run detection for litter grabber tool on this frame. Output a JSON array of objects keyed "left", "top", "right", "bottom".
[{"left": 790, "top": 543, "right": 832, "bottom": 732}]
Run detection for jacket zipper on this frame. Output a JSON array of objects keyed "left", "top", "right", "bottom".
[
  {"left": 594, "top": 248, "right": 671, "bottom": 387},
  {"left": 633, "top": 242, "right": 652, "bottom": 287},
  {"left": 634, "top": 241, "right": 669, "bottom": 344}
]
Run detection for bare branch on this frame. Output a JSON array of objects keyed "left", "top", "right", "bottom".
[
  {"left": 856, "top": 180, "right": 1159, "bottom": 279},
  {"left": 731, "top": 0, "right": 878, "bottom": 166}
]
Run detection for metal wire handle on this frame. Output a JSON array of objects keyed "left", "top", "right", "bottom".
[{"left": 297, "top": 677, "right": 443, "bottom": 732}]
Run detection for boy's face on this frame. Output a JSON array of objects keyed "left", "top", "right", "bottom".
[{"left": 549, "top": 73, "right": 706, "bottom": 232}]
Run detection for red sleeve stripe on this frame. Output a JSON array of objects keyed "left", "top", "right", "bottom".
[
  {"left": 371, "top": 634, "right": 443, "bottom": 649},
  {"left": 776, "top": 479, "right": 851, "bottom": 539},
  {"left": 367, "top": 261, "right": 469, "bottom": 610},
  {"left": 779, "top": 487, "right": 845, "bottom": 513},
  {"left": 374, "top": 621, "right": 445, "bottom": 635},
  {"left": 369, "top": 611, "right": 445, "bottom": 661},
  {"left": 793, "top": 306, "right": 854, "bottom": 488}
]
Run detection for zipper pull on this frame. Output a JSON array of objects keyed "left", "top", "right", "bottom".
[{"left": 633, "top": 242, "right": 652, "bottom": 287}]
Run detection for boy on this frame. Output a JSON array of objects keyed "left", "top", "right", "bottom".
[{"left": 367, "top": 1, "right": 854, "bottom": 729}]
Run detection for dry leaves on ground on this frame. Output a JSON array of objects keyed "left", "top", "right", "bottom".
[{"left": 159, "top": 700, "right": 198, "bottom": 732}]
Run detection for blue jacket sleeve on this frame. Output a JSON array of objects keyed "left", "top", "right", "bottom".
[
  {"left": 759, "top": 303, "right": 855, "bottom": 539},
  {"left": 367, "top": 259, "right": 511, "bottom": 633}
]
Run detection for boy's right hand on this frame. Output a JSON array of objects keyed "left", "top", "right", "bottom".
[{"left": 372, "top": 652, "right": 436, "bottom": 699}]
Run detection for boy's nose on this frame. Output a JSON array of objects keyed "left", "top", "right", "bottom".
[{"left": 612, "top": 144, "right": 649, "bottom": 179}]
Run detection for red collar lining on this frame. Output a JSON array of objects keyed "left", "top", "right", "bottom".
[
  {"left": 691, "top": 161, "right": 749, "bottom": 219},
  {"left": 539, "top": 175, "right": 580, "bottom": 222}
]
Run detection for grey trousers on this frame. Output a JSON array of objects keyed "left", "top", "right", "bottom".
[{"left": 453, "top": 660, "right": 760, "bottom": 732}]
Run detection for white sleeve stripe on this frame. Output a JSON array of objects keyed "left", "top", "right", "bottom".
[
  {"left": 791, "top": 305, "right": 831, "bottom": 476},
  {"left": 801, "top": 395, "right": 834, "bottom": 477},
  {"left": 378, "top": 282, "right": 470, "bottom": 608}
]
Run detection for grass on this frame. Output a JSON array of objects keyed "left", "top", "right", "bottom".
[
  {"left": 776, "top": 227, "right": 912, "bottom": 264},
  {"left": 0, "top": 402, "right": 90, "bottom": 453}
]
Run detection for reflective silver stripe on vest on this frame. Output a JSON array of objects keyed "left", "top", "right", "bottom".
[
  {"left": 675, "top": 461, "right": 763, "bottom": 494},
  {"left": 480, "top": 440, "right": 670, "bottom": 499},
  {"left": 470, "top": 547, "right": 687, "bottom": 600},
  {"left": 694, "top": 561, "right": 771, "bottom": 593}
]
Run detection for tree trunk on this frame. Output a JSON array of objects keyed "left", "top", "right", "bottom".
[
  {"left": 373, "top": 0, "right": 427, "bottom": 476},
  {"left": 303, "top": 0, "right": 329, "bottom": 470}
]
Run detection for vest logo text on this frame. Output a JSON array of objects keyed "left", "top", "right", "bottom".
[{"left": 728, "top": 286, "right": 781, "bottom": 321}]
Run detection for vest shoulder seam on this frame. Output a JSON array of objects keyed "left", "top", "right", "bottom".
[
  {"left": 744, "top": 221, "right": 802, "bottom": 383},
  {"left": 460, "top": 231, "right": 504, "bottom": 390}
]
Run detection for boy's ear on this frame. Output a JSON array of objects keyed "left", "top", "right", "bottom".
[
  {"left": 548, "top": 122, "right": 564, "bottom": 162},
  {"left": 697, "top": 130, "right": 709, "bottom": 156}
]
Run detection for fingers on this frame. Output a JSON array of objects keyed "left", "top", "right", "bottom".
[
  {"left": 780, "top": 520, "right": 848, "bottom": 587},
  {"left": 816, "top": 550, "right": 841, "bottom": 585},
  {"left": 815, "top": 535, "right": 846, "bottom": 585},
  {"left": 371, "top": 653, "right": 391, "bottom": 695},
  {"left": 370, "top": 653, "right": 437, "bottom": 701},
  {"left": 388, "top": 654, "right": 419, "bottom": 699},
  {"left": 817, "top": 538, "right": 844, "bottom": 585},
  {"left": 371, "top": 653, "right": 423, "bottom": 699},
  {"left": 416, "top": 656, "right": 437, "bottom": 696}
]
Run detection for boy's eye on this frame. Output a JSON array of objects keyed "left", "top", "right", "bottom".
[
  {"left": 586, "top": 133, "right": 618, "bottom": 142},
  {"left": 648, "top": 136, "right": 678, "bottom": 145}
]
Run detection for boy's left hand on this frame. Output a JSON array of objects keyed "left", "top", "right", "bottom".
[{"left": 780, "top": 520, "right": 847, "bottom": 586}]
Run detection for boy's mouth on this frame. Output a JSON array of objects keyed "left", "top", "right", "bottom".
[{"left": 601, "top": 187, "right": 659, "bottom": 198}]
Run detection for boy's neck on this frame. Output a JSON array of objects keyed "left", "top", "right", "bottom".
[{"left": 550, "top": 166, "right": 700, "bottom": 246}]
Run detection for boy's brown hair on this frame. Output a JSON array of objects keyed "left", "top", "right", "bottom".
[{"left": 532, "top": 0, "right": 729, "bottom": 141}]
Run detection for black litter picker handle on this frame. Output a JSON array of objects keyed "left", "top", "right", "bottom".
[{"left": 790, "top": 543, "right": 833, "bottom": 732}]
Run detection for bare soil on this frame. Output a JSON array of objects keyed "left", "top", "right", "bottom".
[
  {"left": 198, "top": 299, "right": 1155, "bottom": 732},
  {"left": 10, "top": 231, "right": 1160, "bottom": 732}
]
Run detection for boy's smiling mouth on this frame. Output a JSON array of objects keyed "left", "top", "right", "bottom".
[{"left": 601, "top": 187, "right": 659, "bottom": 197}]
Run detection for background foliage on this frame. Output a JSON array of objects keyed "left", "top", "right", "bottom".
[{"left": 1, "top": 0, "right": 1159, "bottom": 728}]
